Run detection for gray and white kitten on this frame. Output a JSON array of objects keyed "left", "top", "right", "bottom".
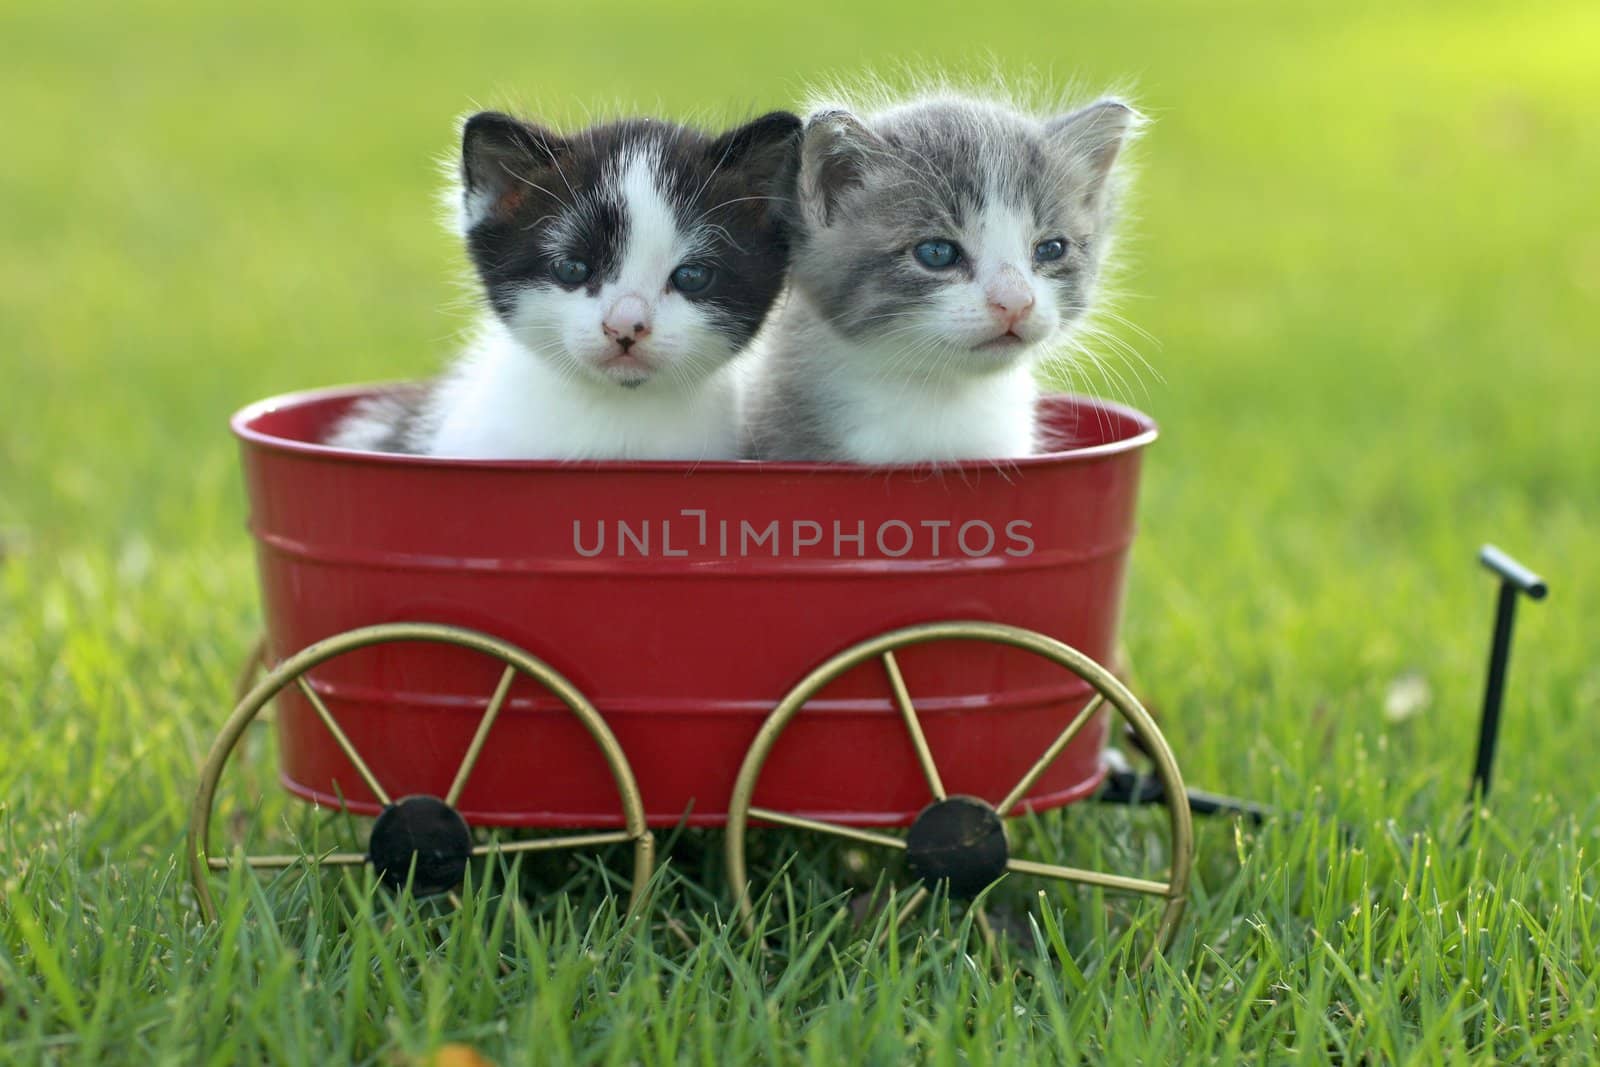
[
  {"left": 742, "top": 93, "right": 1140, "bottom": 463},
  {"left": 329, "top": 110, "right": 801, "bottom": 459}
]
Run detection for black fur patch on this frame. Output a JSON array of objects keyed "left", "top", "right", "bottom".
[{"left": 459, "top": 111, "right": 801, "bottom": 342}]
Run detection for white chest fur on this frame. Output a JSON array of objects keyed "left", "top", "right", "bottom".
[
  {"left": 423, "top": 320, "right": 740, "bottom": 461},
  {"left": 826, "top": 356, "right": 1039, "bottom": 464}
]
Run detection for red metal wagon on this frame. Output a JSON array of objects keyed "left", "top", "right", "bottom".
[{"left": 189, "top": 385, "right": 1195, "bottom": 955}]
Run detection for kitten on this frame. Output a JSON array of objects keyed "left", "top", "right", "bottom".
[
  {"left": 329, "top": 109, "right": 802, "bottom": 459},
  {"left": 742, "top": 93, "right": 1141, "bottom": 463}
]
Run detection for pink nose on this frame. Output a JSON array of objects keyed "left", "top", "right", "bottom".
[
  {"left": 986, "top": 271, "right": 1035, "bottom": 330},
  {"left": 602, "top": 295, "right": 652, "bottom": 346}
]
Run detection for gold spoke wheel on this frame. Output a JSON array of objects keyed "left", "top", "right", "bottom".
[
  {"left": 188, "top": 622, "right": 653, "bottom": 923},
  {"left": 725, "top": 621, "right": 1193, "bottom": 965}
]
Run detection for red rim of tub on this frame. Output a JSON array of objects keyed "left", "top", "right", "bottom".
[{"left": 231, "top": 381, "right": 1158, "bottom": 469}]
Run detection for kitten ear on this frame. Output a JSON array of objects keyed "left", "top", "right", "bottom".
[
  {"left": 459, "top": 111, "right": 566, "bottom": 228},
  {"left": 705, "top": 111, "right": 803, "bottom": 217},
  {"left": 798, "top": 109, "right": 880, "bottom": 227},
  {"left": 707, "top": 110, "right": 803, "bottom": 173},
  {"left": 1045, "top": 99, "right": 1142, "bottom": 205}
]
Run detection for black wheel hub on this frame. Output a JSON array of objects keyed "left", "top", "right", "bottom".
[
  {"left": 905, "top": 795, "right": 1009, "bottom": 899},
  {"left": 367, "top": 795, "right": 472, "bottom": 895}
]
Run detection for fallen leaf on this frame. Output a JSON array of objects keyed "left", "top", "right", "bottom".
[{"left": 427, "top": 1045, "right": 497, "bottom": 1067}]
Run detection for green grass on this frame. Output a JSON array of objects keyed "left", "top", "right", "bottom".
[{"left": 4, "top": 0, "right": 1599, "bottom": 1062}]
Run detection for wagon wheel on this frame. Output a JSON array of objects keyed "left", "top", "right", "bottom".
[
  {"left": 725, "top": 621, "right": 1193, "bottom": 966},
  {"left": 189, "top": 622, "right": 654, "bottom": 924}
]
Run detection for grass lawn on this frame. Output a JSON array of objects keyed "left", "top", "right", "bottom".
[{"left": 3, "top": 0, "right": 1598, "bottom": 1062}]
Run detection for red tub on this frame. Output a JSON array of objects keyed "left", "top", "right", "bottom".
[{"left": 235, "top": 386, "right": 1157, "bottom": 828}]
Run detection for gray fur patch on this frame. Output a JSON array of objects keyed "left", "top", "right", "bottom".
[
  {"left": 791, "top": 97, "right": 1130, "bottom": 338},
  {"left": 324, "top": 392, "right": 429, "bottom": 453}
]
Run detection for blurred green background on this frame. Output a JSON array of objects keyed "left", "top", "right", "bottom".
[
  {"left": 5, "top": 0, "right": 1594, "bottom": 757},
  {"left": 1, "top": 0, "right": 1598, "bottom": 1057},
  {"left": 6, "top": 0, "right": 1599, "bottom": 860}
]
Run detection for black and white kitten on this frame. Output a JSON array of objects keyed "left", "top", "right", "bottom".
[
  {"left": 330, "top": 110, "right": 801, "bottom": 459},
  {"left": 742, "top": 93, "right": 1141, "bottom": 462}
]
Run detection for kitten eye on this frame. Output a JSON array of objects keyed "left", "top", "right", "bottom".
[
  {"left": 551, "top": 258, "right": 591, "bottom": 286},
  {"left": 670, "top": 263, "right": 714, "bottom": 293},
  {"left": 912, "top": 240, "right": 961, "bottom": 270},
  {"left": 1034, "top": 238, "right": 1068, "bottom": 263}
]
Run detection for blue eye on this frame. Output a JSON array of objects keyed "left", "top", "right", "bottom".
[
  {"left": 670, "top": 263, "right": 713, "bottom": 293},
  {"left": 1034, "top": 238, "right": 1068, "bottom": 262},
  {"left": 551, "top": 258, "right": 591, "bottom": 286},
  {"left": 913, "top": 240, "right": 961, "bottom": 269}
]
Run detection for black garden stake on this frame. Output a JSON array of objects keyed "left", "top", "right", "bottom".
[{"left": 1468, "top": 544, "right": 1548, "bottom": 800}]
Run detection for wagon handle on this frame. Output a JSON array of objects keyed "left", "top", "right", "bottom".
[{"left": 1468, "top": 545, "right": 1548, "bottom": 802}]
